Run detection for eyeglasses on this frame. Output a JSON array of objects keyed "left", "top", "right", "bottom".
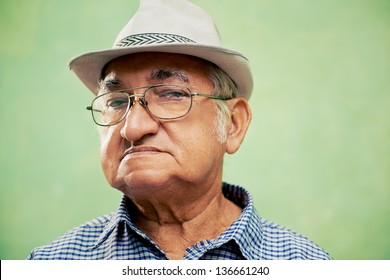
[{"left": 86, "top": 84, "right": 231, "bottom": 126}]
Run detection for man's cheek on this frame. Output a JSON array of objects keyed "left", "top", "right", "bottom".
[{"left": 98, "top": 126, "right": 120, "bottom": 155}]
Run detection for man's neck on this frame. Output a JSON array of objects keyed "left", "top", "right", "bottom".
[{"left": 130, "top": 189, "right": 242, "bottom": 259}]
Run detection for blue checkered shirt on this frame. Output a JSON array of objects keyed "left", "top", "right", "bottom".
[{"left": 27, "top": 183, "right": 331, "bottom": 260}]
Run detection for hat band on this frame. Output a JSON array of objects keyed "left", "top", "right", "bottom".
[{"left": 115, "top": 33, "right": 196, "bottom": 47}]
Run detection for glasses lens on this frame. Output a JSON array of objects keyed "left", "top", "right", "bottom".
[
  {"left": 145, "top": 85, "right": 192, "bottom": 119},
  {"left": 91, "top": 91, "right": 129, "bottom": 126}
]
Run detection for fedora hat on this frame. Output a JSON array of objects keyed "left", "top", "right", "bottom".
[{"left": 69, "top": 0, "right": 253, "bottom": 99}]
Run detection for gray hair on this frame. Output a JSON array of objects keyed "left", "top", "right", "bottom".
[{"left": 207, "top": 65, "right": 238, "bottom": 143}]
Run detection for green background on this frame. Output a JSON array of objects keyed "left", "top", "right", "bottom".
[{"left": 0, "top": 0, "right": 389, "bottom": 259}]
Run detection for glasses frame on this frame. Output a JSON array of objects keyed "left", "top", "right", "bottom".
[{"left": 86, "top": 84, "right": 232, "bottom": 127}]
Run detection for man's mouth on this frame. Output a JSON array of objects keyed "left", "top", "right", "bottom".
[{"left": 122, "top": 146, "right": 161, "bottom": 159}]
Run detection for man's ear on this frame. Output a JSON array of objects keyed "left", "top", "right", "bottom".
[{"left": 225, "top": 97, "right": 252, "bottom": 154}]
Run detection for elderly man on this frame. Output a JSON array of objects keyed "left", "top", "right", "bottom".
[{"left": 28, "top": 0, "right": 330, "bottom": 260}]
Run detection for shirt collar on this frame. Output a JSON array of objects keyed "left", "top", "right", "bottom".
[
  {"left": 90, "top": 183, "right": 264, "bottom": 259},
  {"left": 89, "top": 196, "right": 143, "bottom": 250},
  {"left": 213, "top": 183, "right": 264, "bottom": 259}
]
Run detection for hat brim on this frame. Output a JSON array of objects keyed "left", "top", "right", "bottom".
[{"left": 69, "top": 44, "right": 253, "bottom": 99}]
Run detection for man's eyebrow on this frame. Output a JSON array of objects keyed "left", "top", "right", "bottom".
[
  {"left": 150, "top": 69, "right": 189, "bottom": 83},
  {"left": 99, "top": 79, "right": 125, "bottom": 92}
]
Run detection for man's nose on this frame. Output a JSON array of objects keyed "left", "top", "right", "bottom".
[{"left": 120, "top": 99, "right": 159, "bottom": 142}]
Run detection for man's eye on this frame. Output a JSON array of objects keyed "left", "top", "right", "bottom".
[
  {"left": 156, "top": 90, "right": 189, "bottom": 100},
  {"left": 106, "top": 98, "right": 128, "bottom": 108}
]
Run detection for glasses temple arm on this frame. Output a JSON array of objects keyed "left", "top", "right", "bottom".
[
  {"left": 86, "top": 106, "right": 102, "bottom": 113},
  {"left": 192, "top": 93, "right": 232, "bottom": 100}
]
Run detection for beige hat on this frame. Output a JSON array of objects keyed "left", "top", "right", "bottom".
[{"left": 69, "top": 0, "right": 253, "bottom": 99}]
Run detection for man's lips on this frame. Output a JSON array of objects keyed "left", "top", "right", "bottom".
[{"left": 122, "top": 146, "right": 162, "bottom": 159}]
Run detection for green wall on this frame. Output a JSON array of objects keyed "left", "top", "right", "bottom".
[{"left": 0, "top": 0, "right": 389, "bottom": 259}]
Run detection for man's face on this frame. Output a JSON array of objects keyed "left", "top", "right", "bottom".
[{"left": 98, "top": 53, "right": 227, "bottom": 200}]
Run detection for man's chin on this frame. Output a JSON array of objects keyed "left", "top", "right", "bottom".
[{"left": 112, "top": 171, "right": 172, "bottom": 195}]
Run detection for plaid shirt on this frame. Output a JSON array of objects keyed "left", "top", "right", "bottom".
[{"left": 27, "top": 183, "right": 331, "bottom": 260}]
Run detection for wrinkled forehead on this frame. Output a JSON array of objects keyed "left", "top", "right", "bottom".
[{"left": 100, "top": 52, "right": 215, "bottom": 91}]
